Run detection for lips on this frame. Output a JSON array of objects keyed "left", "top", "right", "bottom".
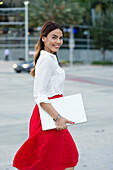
[{"left": 54, "top": 45, "right": 60, "bottom": 48}]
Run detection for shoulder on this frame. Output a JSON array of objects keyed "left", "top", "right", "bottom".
[
  {"left": 40, "top": 53, "right": 53, "bottom": 62},
  {"left": 36, "top": 52, "right": 53, "bottom": 68}
]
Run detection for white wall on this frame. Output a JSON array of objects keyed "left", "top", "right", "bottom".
[{"left": 0, "top": 49, "right": 113, "bottom": 63}]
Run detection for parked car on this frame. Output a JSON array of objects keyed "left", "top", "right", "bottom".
[{"left": 13, "top": 60, "right": 34, "bottom": 73}]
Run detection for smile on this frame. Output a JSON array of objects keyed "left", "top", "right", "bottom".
[{"left": 54, "top": 45, "right": 60, "bottom": 48}]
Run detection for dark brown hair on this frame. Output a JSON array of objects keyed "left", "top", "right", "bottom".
[{"left": 31, "top": 21, "right": 63, "bottom": 77}]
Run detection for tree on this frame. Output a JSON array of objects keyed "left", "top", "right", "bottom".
[
  {"left": 76, "top": 0, "right": 93, "bottom": 25},
  {"left": 90, "top": 6, "right": 113, "bottom": 62},
  {"left": 28, "top": 0, "right": 85, "bottom": 27},
  {"left": 76, "top": 0, "right": 108, "bottom": 25}
]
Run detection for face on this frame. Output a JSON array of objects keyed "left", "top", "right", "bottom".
[{"left": 42, "top": 29, "right": 63, "bottom": 54}]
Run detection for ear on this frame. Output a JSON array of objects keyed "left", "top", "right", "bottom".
[{"left": 42, "top": 36, "right": 46, "bottom": 42}]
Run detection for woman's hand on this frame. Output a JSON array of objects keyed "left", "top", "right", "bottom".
[
  {"left": 40, "top": 103, "right": 75, "bottom": 130},
  {"left": 55, "top": 116, "right": 75, "bottom": 130}
]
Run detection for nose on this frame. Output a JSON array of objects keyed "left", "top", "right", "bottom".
[{"left": 56, "top": 38, "right": 62, "bottom": 44}]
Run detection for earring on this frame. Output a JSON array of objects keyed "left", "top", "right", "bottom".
[{"left": 42, "top": 38, "right": 44, "bottom": 42}]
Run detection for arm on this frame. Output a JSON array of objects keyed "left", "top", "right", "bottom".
[{"left": 40, "top": 102, "right": 74, "bottom": 130}]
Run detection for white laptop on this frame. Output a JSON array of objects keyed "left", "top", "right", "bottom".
[{"left": 39, "top": 93, "right": 87, "bottom": 131}]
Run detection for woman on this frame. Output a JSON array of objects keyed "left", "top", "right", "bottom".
[{"left": 13, "top": 21, "right": 79, "bottom": 170}]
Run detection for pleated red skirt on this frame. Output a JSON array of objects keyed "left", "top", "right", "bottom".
[{"left": 13, "top": 95, "right": 79, "bottom": 170}]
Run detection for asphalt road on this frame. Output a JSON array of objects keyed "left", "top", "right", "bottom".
[{"left": 0, "top": 61, "right": 113, "bottom": 170}]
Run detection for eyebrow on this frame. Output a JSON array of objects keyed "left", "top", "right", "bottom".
[{"left": 52, "top": 34, "right": 63, "bottom": 38}]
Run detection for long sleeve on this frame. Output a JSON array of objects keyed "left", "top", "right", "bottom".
[{"left": 34, "top": 56, "right": 53, "bottom": 105}]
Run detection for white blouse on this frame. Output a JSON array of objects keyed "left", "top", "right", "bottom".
[{"left": 34, "top": 50, "right": 65, "bottom": 105}]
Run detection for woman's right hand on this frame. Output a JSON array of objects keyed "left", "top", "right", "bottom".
[{"left": 55, "top": 116, "right": 74, "bottom": 130}]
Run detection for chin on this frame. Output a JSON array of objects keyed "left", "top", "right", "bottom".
[
  {"left": 54, "top": 49, "right": 59, "bottom": 53},
  {"left": 49, "top": 48, "right": 59, "bottom": 53}
]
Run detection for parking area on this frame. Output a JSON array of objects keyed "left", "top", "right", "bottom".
[{"left": 0, "top": 61, "right": 113, "bottom": 170}]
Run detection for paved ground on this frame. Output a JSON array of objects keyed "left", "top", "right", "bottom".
[{"left": 0, "top": 61, "right": 113, "bottom": 170}]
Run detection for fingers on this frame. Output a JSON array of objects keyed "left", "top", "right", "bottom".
[
  {"left": 66, "top": 119, "right": 75, "bottom": 125},
  {"left": 56, "top": 126, "right": 67, "bottom": 130}
]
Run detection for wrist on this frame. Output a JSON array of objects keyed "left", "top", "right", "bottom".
[{"left": 53, "top": 114, "right": 61, "bottom": 122}]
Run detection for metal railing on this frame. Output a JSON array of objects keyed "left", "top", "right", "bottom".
[{"left": 0, "top": 37, "right": 93, "bottom": 49}]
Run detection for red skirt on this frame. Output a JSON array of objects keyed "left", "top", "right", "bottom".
[{"left": 13, "top": 95, "right": 79, "bottom": 170}]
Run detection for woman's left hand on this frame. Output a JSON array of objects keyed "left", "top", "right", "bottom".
[{"left": 55, "top": 116, "right": 74, "bottom": 130}]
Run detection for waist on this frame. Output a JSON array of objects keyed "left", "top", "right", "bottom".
[{"left": 48, "top": 94, "right": 63, "bottom": 100}]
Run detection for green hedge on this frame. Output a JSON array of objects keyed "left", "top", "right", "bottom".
[
  {"left": 92, "top": 61, "right": 113, "bottom": 65},
  {"left": 60, "top": 60, "right": 84, "bottom": 65}
]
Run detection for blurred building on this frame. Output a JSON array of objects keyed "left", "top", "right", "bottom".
[
  {"left": 0, "top": 0, "right": 33, "bottom": 22},
  {"left": 0, "top": 0, "right": 31, "bottom": 7}
]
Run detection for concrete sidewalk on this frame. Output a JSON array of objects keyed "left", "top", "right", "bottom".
[
  {"left": 0, "top": 60, "right": 21, "bottom": 73},
  {"left": 0, "top": 61, "right": 113, "bottom": 170}
]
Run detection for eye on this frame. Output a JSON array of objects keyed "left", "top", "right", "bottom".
[
  {"left": 52, "top": 36, "right": 57, "bottom": 39},
  {"left": 60, "top": 37, "right": 63, "bottom": 40}
]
